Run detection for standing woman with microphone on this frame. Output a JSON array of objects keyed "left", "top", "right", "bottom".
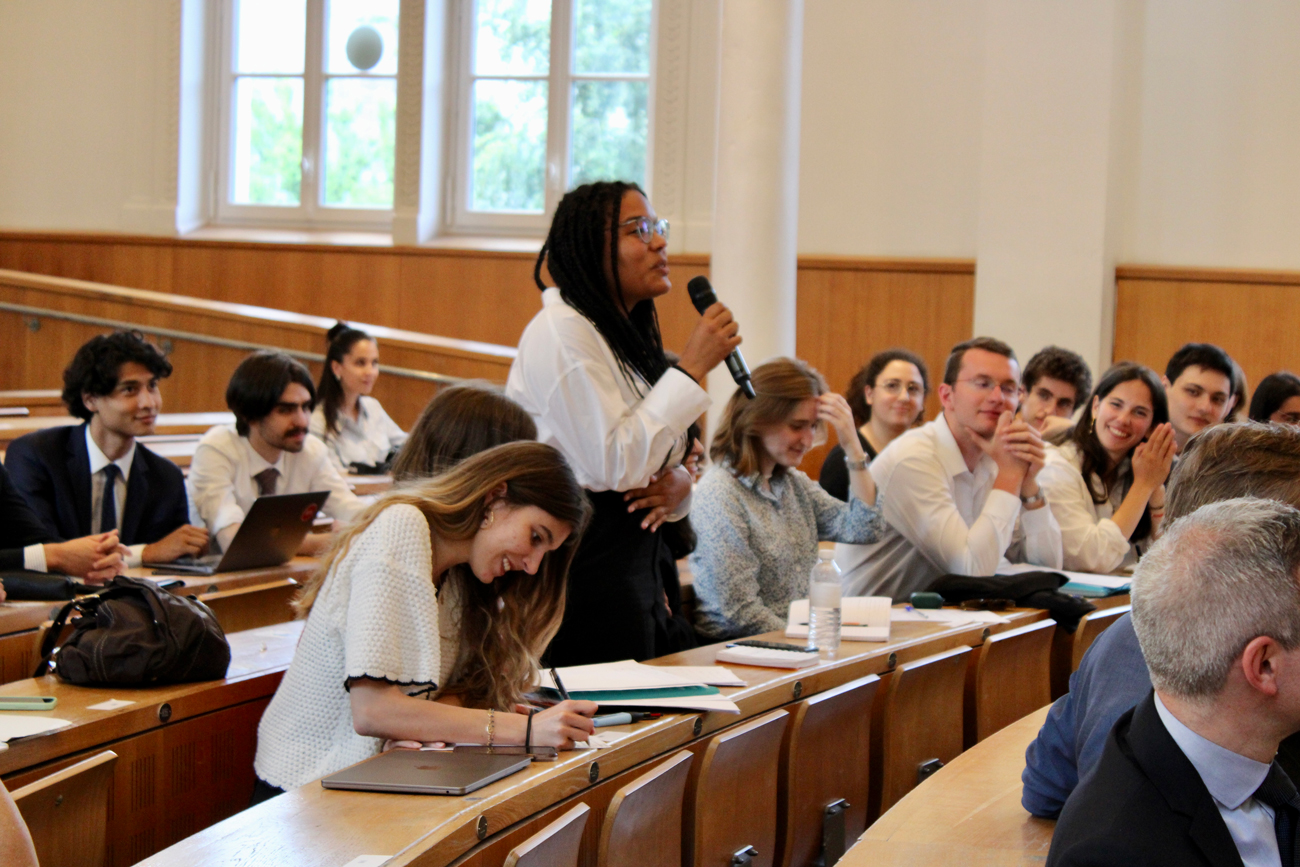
[{"left": 507, "top": 181, "right": 742, "bottom": 665}]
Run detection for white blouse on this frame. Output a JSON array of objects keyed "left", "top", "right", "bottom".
[
  {"left": 253, "top": 504, "right": 461, "bottom": 790},
  {"left": 309, "top": 395, "right": 408, "bottom": 473},
  {"left": 506, "top": 287, "right": 710, "bottom": 500},
  {"left": 1037, "top": 442, "right": 1140, "bottom": 574}
]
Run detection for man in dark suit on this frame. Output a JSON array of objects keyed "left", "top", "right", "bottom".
[
  {"left": 0, "top": 463, "right": 126, "bottom": 589},
  {"left": 1049, "top": 497, "right": 1300, "bottom": 867},
  {"left": 4, "top": 331, "right": 207, "bottom": 567}
]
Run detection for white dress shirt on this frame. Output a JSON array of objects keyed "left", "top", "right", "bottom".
[
  {"left": 506, "top": 287, "right": 710, "bottom": 510},
  {"left": 187, "top": 424, "right": 364, "bottom": 549},
  {"left": 1154, "top": 693, "right": 1280, "bottom": 867},
  {"left": 85, "top": 426, "right": 149, "bottom": 567},
  {"left": 308, "top": 395, "right": 408, "bottom": 473},
  {"left": 834, "top": 414, "right": 1062, "bottom": 601},
  {"left": 1037, "top": 442, "right": 1140, "bottom": 574},
  {"left": 22, "top": 428, "right": 144, "bottom": 571}
]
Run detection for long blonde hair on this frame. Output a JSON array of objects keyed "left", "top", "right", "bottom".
[
  {"left": 709, "top": 357, "right": 828, "bottom": 477},
  {"left": 294, "top": 442, "right": 591, "bottom": 711}
]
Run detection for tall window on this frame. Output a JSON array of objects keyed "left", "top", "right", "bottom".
[
  {"left": 452, "top": 0, "right": 655, "bottom": 233},
  {"left": 217, "top": 0, "right": 399, "bottom": 226}
]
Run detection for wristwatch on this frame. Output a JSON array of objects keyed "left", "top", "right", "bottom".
[{"left": 1021, "top": 490, "right": 1046, "bottom": 509}]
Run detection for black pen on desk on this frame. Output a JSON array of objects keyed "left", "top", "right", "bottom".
[{"left": 550, "top": 667, "right": 571, "bottom": 702}]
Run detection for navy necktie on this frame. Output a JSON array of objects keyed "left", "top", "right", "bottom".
[
  {"left": 100, "top": 464, "right": 121, "bottom": 533},
  {"left": 1255, "top": 761, "right": 1300, "bottom": 867}
]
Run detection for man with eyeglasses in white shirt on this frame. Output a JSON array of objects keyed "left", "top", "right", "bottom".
[{"left": 835, "top": 337, "right": 1063, "bottom": 600}]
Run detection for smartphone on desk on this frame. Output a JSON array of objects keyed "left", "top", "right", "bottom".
[
  {"left": 454, "top": 745, "right": 559, "bottom": 762},
  {"left": 0, "top": 696, "right": 57, "bottom": 711}
]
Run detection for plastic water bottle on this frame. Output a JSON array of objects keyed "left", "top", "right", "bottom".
[{"left": 808, "top": 549, "right": 843, "bottom": 658}]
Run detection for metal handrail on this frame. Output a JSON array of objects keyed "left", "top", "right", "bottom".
[{"left": 0, "top": 301, "right": 461, "bottom": 386}]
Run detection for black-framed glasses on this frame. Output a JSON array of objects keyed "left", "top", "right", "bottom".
[{"left": 619, "top": 216, "right": 670, "bottom": 244}]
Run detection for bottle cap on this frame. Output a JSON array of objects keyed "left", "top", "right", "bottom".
[{"left": 818, "top": 549, "right": 835, "bottom": 560}]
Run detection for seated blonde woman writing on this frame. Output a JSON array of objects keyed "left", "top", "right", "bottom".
[{"left": 252, "top": 442, "right": 595, "bottom": 801}]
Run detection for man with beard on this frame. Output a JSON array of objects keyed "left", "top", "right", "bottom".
[{"left": 189, "top": 351, "right": 363, "bottom": 556}]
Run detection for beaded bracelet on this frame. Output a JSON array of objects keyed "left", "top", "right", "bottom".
[{"left": 486, "top": 708, "right": 496, "bottom": 748}]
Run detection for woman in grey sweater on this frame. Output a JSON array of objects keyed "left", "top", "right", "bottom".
[{"left": 690, "top": 358, "right": 885, "bottom": 641}]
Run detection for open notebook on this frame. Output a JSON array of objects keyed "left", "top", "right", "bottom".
[{"left": 785, "top": 596, "right": 893, "bottom": 642}]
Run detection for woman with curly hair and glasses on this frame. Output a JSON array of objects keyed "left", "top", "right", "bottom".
[{"left": 507, "top": 181, "right": 740, "bottom": 665}]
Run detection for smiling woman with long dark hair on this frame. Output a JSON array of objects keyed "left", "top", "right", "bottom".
[
  {"left": 1037, "top": 362, "right": 1175, "bottom": 573},
  {"left": 506, "top": 181, "right": 741, "bottom": 665}
]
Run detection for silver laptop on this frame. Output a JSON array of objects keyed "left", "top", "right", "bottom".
[
  {"left": 145, "top": 491, "right": 330, "bottom": 575},
  {"left": 320, "top": 748, "right": 532, "bottom": 795}
]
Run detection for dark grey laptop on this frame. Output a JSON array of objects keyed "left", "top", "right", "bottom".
[
  {"left": 145, "top": 491, "right": 330, "bottom": 575},
  {"left": 320, "top": 748, "right": 532, "bottom": 795}
]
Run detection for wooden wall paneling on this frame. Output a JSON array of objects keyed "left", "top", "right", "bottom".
[
  {"left": 395, "top": 249, "right": 542, "bottom": 346},
  {"left": 0, "top": 269, "right": 515, "bottom": 427},
  {"left": 0, "top": 236, "right": 983, "bottom": 464},
  {"left": 795, "top": 258, "right": 975, "bottom": 477},
  {"left": 1115, "top": 266, "right": 1300, "bottom": 412}
]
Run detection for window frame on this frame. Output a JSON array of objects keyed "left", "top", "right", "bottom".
[
  {"left": 212, "top": 0, "right": 399, "bottom": 230},
  {"left": 445, "top": 0, "right": 657, "bottom": 236}
]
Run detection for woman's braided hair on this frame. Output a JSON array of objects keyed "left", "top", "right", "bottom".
[{"left": 535, "top": 181, "right": 668, "bottom": 394}]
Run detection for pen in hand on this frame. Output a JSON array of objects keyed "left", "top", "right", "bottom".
[{"left": 550, "top": 667, "right": 572, "bottom": 702}]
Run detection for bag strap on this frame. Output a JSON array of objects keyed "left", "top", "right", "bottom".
[{"left": 32, "top": 597, "right": 82, "bottom": 678}]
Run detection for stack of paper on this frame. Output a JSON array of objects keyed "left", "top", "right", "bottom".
[
  {"left": 538, "top": 660, "right": 740, "bottom": 714},
  {"left": 0, "top": 715, "right": 70, "bottom": 742},
  {"left": 890, "top": 607, "right": 1011, "bottom": 626},
  {"left": 785, "top": 596, "right": 893, "bottom": 642}
]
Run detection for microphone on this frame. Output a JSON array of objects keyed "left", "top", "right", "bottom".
[{"left": 686, "top": 276, "right": 755, "bottom": 399}]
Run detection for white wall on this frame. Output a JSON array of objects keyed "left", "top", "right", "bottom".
[
  {"left": 1128, "top": 0, "right": 1300, "bottom": 268},
  {"left": 797, "top": 0, "right": 982, "bottom": 257},
  {"left": 0, "top": 1, "right": 182, "bottom": 234}
]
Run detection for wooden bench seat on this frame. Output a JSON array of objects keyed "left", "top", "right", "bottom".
[
  {"left": 965, "top": 618, "right": 1055, "bottom": 746},
  {"left": 776, "top": 673, "right": 879, "bottom": 867}
]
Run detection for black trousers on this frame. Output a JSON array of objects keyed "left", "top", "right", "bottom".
[{"left": 545, "top": 490, "right": 696, "bottom": 666}]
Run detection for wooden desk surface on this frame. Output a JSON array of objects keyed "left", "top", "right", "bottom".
[
  {"left": 349, "top": 473, "right": 394, "bottom": 496},
  {"left": 0, "top": 620, "right": 303, "bottom": 779},
  {"left": 135, "top": 612, "right": 1046, "bottom": 867},
  {"left": 0, "top": 412, "right": 233, "bottom": 446},
  {"left": 0, "top": 601, "right": 58, "bottom": 636},
  {"left": 844, "top": 705, "right": 1054, "bottom": 866},
  {"left": 125, "top": 557, "right": 320, "bottom": 595}
]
